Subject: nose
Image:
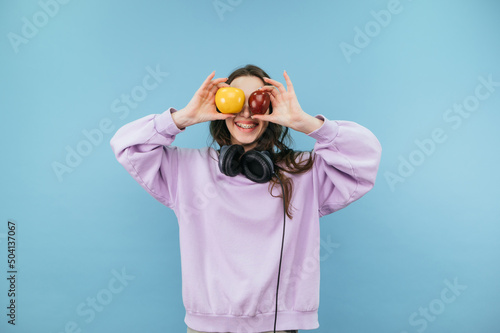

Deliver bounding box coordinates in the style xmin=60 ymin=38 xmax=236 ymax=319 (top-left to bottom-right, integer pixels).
xmin=238 ymin=103 xmax=252 ymax=118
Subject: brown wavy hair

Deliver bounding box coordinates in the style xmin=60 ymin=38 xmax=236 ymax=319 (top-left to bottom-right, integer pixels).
xmin=209 ymin=64 xmax=315 ymax=219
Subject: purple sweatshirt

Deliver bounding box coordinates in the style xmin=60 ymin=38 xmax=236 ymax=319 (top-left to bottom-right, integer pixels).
xmin=110 ymin=108 xmax=382 ymax=332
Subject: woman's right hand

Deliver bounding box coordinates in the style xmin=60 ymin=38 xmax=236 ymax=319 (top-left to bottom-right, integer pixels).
xmin=172 ymin=71 xmax=235 ymax=129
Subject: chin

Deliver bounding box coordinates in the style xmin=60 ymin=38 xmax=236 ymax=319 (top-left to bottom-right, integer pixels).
xmin=226 ymin=119 xmax=267 ymax=148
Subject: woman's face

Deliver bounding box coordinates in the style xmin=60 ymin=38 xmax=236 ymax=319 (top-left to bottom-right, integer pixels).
xmin=225 ymin=75 xmax=270 ymax=151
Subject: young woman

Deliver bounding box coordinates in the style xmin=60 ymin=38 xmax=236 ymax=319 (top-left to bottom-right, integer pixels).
xmin=110 ymin=65 xmax=382 ymax=333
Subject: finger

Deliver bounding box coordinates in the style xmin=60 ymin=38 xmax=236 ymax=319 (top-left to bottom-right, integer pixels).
xmin=251 ymin=114 xmax=274 ymax=123
xmin=216 ymin=82 xmax=230 ymax=89
xmin=268 ymin=91 xmax=279 ymax=107
xmin=263 ymin=77 xmax=287 ymax=94
xmin=213 ymin=77 xmax=228 ymax=83
xmin=201 ymin=71 xmax=216 ymax=90
xmin=209 ymin=78 xmax=228 ymax=95
xmin=283 ymin=70 xmax=295 ymax=94
xmin=260 ymin=86 xmax=282 ymax=106
xmin=258 ymin=85 xmax=278 ymax=93
xmin=209 ymin=77 xmax=228 ymax=87
xmin=203 ymin=76 xmax=226 ymax=95
xmin=258 ymin=85 xmax=280 ymax=100
xmin=209 ymin=83 xmax=219 ymax=96
xmin=213 ymin=113 xmax=236 ymax=121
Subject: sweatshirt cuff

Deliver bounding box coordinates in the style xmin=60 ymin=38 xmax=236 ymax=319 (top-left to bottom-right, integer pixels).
xmin=154 ymin=107 xmax=185 ymax=136
xmin=307 ymin=115 xmax=340 ymax=143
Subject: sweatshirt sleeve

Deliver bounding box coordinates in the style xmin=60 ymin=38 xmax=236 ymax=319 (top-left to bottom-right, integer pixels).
xmin=109 ymin=107 xmax=184 ymax=208
xmin=308 ymin=115 xmax=382 ymax=217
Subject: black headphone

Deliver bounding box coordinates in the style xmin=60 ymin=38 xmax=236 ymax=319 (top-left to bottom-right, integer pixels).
xmin=218 ymin=145 xmax=274 ymax=183
xmin=218 ymin=144 xmax=286 ymax=333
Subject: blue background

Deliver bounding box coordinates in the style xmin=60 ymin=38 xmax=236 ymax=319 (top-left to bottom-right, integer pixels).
xmin=1 ymin=0 xmax=499 ymax=332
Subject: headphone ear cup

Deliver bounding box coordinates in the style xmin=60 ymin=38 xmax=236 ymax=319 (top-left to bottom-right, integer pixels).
xmin=219 ymin=145 xmax=244 ymax=177
xmin=241 ymin=150 xmax=274 ymax=183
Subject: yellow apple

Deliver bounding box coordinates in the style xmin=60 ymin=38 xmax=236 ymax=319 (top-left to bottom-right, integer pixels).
xmin=215 ymin=87 xmax=245 ymax=114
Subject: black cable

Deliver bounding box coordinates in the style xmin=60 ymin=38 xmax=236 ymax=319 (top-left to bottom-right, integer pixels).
xmin=273 ymin=171 xmax=286 ymax=333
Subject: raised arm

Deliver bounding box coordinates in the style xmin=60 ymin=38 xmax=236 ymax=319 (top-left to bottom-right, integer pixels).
xmin=110 ymin=72 xmax=233 ymax=207
xmin=253 ymin=70 xmax=382 ymax=216
xmin=110 ymin=109 xmax=183 ymax=208
xmin=308 ymin=117 xmax=382 ymax=216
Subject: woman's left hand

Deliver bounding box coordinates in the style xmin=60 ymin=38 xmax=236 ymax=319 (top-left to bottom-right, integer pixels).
xmin=252 ymin=71 xmax=323 ymax=134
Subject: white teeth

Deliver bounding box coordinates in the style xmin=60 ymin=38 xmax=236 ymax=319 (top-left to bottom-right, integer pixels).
xmin=236 ymin=123 xmax=257 ymax=129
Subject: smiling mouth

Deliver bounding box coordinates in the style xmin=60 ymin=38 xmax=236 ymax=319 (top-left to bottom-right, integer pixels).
xmin=235 ymin=122 xmax=257 ymax=129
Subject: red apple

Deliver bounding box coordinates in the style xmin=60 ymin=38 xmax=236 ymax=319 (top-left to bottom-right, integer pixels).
xmin=248 ymin=90 xmax=271 ymax=115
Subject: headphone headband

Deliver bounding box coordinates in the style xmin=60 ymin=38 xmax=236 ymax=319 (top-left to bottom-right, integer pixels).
xmin=218 ymin=145 xmax=274 ymax=183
